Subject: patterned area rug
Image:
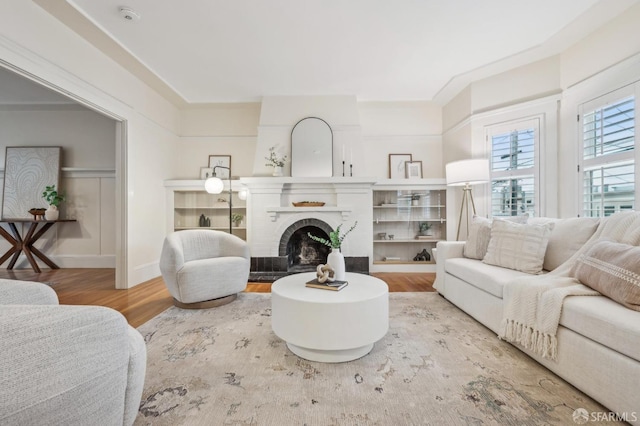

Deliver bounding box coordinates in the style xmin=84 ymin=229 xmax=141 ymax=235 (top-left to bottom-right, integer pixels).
xmin=135 ymin=293 xmax=614 ymax=425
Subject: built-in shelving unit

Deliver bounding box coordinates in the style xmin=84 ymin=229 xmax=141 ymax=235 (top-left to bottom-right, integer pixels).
xmin=165 ymin=180 xmax=247 ymax=240
xmin=372 ymin=180 xmax=447 ymax=271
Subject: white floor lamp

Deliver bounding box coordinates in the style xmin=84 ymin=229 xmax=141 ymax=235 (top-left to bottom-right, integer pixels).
xmin=446 ymin=159 xmax=490 ymax=241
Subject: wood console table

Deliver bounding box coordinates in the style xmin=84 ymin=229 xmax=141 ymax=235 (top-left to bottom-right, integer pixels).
xmin=0 ymin=219 xmax=77 ymax=273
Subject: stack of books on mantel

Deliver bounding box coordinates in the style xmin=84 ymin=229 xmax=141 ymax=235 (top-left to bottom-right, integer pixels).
xmin=305 ymin=278 xmax=349 ymax=291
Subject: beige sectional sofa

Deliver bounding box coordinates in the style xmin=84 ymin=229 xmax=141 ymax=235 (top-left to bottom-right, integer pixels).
xmin=435 ymin=214 xmax=640 ymax=423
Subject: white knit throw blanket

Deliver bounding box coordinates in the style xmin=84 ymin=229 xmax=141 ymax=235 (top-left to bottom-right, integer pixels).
xmin=499 ymin=211 xmax=640 ymax=361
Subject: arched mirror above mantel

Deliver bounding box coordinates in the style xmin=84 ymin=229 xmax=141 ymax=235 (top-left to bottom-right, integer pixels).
xmin=291 ymin=117 xmax=333 ymax=177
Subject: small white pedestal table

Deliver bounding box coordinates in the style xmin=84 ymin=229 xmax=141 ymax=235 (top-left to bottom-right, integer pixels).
xmin=271 ymin=272 xmax=389 ymax=363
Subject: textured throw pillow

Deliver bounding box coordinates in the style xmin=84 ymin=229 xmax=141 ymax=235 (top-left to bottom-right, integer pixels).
xmin=463 ymin=214 xmax=529 ymax=260
xmin=543 ymin=217 xmax=599 ymax=271
xmin=463 ymin=216 xmax=492 ymax=259
xmin=482 ymin=219 xmax=554 ymax=274
xmin=570 ymin=240 xmax=640 ymax=311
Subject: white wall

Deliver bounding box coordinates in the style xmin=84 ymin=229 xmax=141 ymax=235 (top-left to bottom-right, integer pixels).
xmin=0 ymin=0 xmax=182 ymax=287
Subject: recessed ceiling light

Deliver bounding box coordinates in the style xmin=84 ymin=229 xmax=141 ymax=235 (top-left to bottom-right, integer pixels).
xmin=119 ymin=7 xmax=141 ymax=22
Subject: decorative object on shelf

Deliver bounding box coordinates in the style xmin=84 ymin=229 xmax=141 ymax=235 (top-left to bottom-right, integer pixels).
xmin=388 ymin=234 xmax=394 ymax=240
xmin=308 ymin=221 xmax=357 ymax=281
xmin=205 ymin=165 xmax=233 ymax=234
xmin=405 ymin=161 xmax=423 ymax=179
xmin=231 ymin=213 xmax=243 ymax=227
xmin=42 ymin=184 xmax=65 ymax=221
xmin=446 ymin=158 xmax=490 ymax=240
xmin=315 ymin=263 xmax=335 ymax=283
xmin=200 ymin=167 xmax=214 ymax=180
xmin=388 ymin=154 xmax=412 ymax=179
xmin=292 ymin=201 xmax=325 ymax=207
xmin=418 ymin=222 xmax=432 ymax=236
xmin=265 ymin=146 xmax=287 ymax=177
xmin=377 ymin=232 xmax=387 ymax=240
xmin=198 ymin=215 xmax=211 ymax=227
xmin=411 ymin=194 xmax=420 ymax=206
xmin=413 ymin=249 xmax=431 ymax=262
xmin=208 ymin=155 xmax=231 ymax=179
xmin=28 ymin=208 xmax=46 ymax=220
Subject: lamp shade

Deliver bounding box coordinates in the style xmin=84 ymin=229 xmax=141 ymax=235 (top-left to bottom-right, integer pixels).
xmin=238 ymin=189 xmax=248 ymax=200
xmin=204 ymin=177 xmax=224 ymax=194
xmin=446 ymin=159 xmax=490 ymax=186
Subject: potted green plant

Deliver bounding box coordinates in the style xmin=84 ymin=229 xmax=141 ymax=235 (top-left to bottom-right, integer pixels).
xmin=231 ymin=213 xmax=244 ymax=227
xmin=264 ymin=146 xmax=287 ymax=177
xmin=308 ymin=222 xmax=357 ymax=281
xmin=42 ymin=184 xmax=65 ymax=220
xmin=418 ymin=221 xmax=432 ymax=236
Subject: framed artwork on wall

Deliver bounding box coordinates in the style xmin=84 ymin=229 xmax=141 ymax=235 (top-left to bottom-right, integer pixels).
xmin=405 ymin=161 xmax=423 ymax=179
xmin=2 ymin=146 xmax=61 ymax=219
xmin=208 ymin=155 xmax=231 ymax=179
xmin=200 ymin=167 xmax=214 ymax=180
xmin=388 ymin=154 xmax=412 ymax=178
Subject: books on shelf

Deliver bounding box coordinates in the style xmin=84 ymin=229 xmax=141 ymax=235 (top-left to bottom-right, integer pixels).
xmin=305 ymin=278 xmax=348 ymax=291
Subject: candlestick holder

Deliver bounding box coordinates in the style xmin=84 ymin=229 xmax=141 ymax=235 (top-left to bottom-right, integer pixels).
xmin=350 ymin=164 xmax=353 ymax=177
xmin=342 ymin=161 xmax=345 ymax=177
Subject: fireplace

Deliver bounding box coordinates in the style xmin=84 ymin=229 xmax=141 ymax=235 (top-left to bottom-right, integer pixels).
xmin=241 ymin=177 xmax=375 ymax=281
xmin=279 ymin=219 xmax=333 ymax=273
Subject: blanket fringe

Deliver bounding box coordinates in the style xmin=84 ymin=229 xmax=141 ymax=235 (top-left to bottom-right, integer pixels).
xmin=502 ymin=319 xmax=558 ymax=360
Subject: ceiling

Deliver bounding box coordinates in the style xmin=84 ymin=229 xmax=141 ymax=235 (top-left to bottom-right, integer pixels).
xmin=25 ymin=0 xmax=640 ymax=104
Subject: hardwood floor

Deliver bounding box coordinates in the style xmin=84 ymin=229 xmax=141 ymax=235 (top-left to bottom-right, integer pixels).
xmin=0 ymin=268 xmax=435 ymax=328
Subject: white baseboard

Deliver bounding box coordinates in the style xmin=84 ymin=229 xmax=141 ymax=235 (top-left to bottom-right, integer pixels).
xmin=130 ymin=260 xmax=161 ymax=288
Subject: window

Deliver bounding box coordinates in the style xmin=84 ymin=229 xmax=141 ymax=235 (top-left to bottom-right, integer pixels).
xmin=580 ymin=90 xmax=636 ymax=217
xmin=487 ymin=119 xmax=540 ymax=217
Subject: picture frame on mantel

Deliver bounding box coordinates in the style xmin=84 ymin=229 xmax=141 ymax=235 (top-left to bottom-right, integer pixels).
xmin=200 ymin=167 xmax=214 ymax=180
xmin=208 ymin=155 xmax=231 ymax=179
xmin=405 ymin=161 xmax=423 ymax=179
xmin=388 ymin=154 xmax=412 ymax=179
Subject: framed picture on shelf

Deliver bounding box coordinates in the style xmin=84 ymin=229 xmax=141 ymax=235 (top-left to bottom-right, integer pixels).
xmin=405 ymin=161 xmax=423 ymax=179
xmin=200 ymin=167 xmax=214 ymax=180
xmin=208 ymin=155 xmax=231 ymax=178
xmin=388 ymin=154 xmax=412 ymax=178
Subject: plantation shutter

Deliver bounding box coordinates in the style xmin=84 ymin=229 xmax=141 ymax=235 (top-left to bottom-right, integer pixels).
xmin=581 ymin=94 xmax=635 ymax=217
xmin=488 ymin=119 xmax=539 ymax=217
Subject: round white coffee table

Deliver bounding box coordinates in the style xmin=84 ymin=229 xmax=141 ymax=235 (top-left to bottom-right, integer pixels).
xmin=271 ymin=272 xmax=389 ymax=363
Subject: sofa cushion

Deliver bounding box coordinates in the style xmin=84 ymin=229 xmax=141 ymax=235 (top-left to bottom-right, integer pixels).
xmin=464 ymin=214 xmax=529 ymax=260
xmin=570 ymin=240 xmax=640 ymax=311
xmin=560 ymin=295 xmax=640 ymax=363
xmin=445 ymin=257 xmax=532 ymax=298
xmin=483 ymin=220 xmax=554 ymax=274
xmin=536 ymin=217 xmax=599 ymax=271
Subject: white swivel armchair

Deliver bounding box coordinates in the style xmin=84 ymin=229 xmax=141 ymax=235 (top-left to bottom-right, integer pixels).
xmin=0 ymin=279 xmax=146 ymax=426
xmin=160 ymin=229 xmax=250 ymax=309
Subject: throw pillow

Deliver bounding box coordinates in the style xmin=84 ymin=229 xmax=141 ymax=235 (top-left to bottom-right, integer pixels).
xmin=542 ymin=217 xmax=599 ymax=271
xmin=463 ymin=216 xmax=491 ymax=260
xmin=463 ymin=214 xmax=529 ymax=260
xmin=570 ymin=240 xmax=640 ymax=311
xmin=482 ymin=219 xmax=554 ymax=274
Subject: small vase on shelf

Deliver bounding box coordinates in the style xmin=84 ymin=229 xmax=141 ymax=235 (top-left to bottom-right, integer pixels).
xmin=272 ymin=166 xmax=283 ymax=177
xmin=327 ymin=248 xmax=346 ymax=281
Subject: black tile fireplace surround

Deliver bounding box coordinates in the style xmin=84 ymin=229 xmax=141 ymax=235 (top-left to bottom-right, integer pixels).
xmin=249 ymin=256 xmax=369 ymax=282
